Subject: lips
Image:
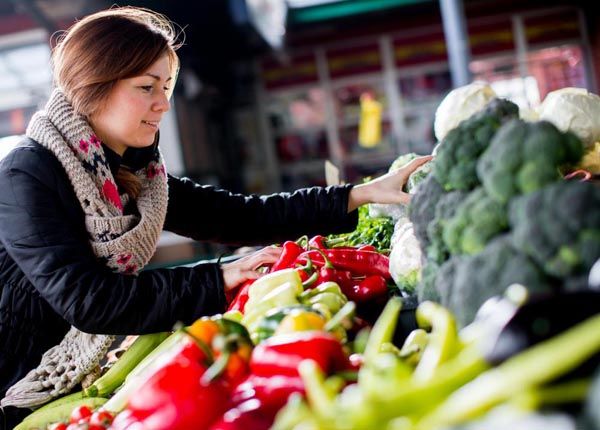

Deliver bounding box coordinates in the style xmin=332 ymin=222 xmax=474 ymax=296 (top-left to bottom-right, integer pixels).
xmin=142 ymin=120 xmax=159 ymax=129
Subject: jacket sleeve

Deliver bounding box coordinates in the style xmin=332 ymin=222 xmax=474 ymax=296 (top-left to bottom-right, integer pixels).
xmin=0 ymin=149 xmax=226 ymax=336
xmin=164 ymin=174 xmax=359 ymax=245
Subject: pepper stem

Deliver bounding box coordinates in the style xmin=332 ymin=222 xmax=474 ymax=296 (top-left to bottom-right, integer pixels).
xmin=201 ymin=350 xmax=231 ymax=385
xmin=302 ymin=271 xmax=319 ymax=288
xmin=312 ymin=248 xmax=334 ymax=269
xmin=295 ymin=235 xmax=309 ymax=248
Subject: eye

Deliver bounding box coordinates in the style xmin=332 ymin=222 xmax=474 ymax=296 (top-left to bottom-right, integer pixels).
xmin=140 ymin=85 xmax=153 ymax=93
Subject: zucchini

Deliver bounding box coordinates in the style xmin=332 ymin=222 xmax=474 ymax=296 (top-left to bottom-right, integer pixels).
xmin=33 ymin=390 xmax=85 ymax=413
xmin=15 ymin=397 xmax=107 ymax=430
xmin=103 ymin=329 xmax=187 ymax=413
xmin=84 ymin=332 xmax=169 ymax=398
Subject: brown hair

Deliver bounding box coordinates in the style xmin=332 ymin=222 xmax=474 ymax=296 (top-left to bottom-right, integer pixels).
xmin=52 ymin=7 xmax=181 ymax=199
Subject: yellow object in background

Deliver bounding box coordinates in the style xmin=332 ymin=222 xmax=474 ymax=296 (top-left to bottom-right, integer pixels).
xmin=358 ymin=93 xmax=382 ymax=148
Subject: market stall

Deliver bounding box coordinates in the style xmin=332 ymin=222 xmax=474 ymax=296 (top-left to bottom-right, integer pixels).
xmin=11 ymin=84 xmax=600 ymax=430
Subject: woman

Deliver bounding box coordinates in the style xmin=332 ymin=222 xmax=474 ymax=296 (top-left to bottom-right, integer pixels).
xmin=0 ymin=6 xmax=429 ymax=427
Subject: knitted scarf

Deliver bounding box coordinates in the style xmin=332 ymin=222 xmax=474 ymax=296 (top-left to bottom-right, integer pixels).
xmin=1 ymin=89 xmax=168 ymax=409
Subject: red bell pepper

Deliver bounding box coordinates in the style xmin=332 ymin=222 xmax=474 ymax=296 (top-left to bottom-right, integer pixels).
xmin=209 ymin=399 xmax=273 ymax=430
xmin=231 ymin=374 xmax=305 ymax=415
xmin=249 ymin=331 xmax=350 ymax=377
xmin=269 ymin=241 xmax=305 ymax=272
xmin=111 ymin=355 xmax=229 ymax=430
xmin=296 ymin=249 xmax=391 ymax=279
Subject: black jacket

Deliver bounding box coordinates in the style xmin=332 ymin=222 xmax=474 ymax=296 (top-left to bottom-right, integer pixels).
xmin=0 ymin=138 xmax=357 ymax=423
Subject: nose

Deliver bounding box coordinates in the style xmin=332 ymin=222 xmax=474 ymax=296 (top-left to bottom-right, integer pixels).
xmin=153 ymin=92 xmax=171 ymax=113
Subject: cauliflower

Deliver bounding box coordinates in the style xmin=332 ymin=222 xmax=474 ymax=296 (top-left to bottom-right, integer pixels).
xmin=537 ymin=87 xmax=600 ymax=149
xmin=434 ymin=82 xmax=497 ymax=141
xmin=389 ymin=221 xmax=423 ymax=294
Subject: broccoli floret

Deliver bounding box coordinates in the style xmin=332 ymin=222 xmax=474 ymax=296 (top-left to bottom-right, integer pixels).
xmin=477 ymin=120 xmax=584 ymax=204
xmin=442 ymin=188 xmax=508 ymax=256
xmin=416 ymin=261 xmax=441 ymax=303
xmin=509 ymin=181 xmax=600 ymax=279
xmin=426 ymin=190 xmax=469 ymax=263
xmin=434 ymin=99 xmax=519 ymax=192
xmin=408 ymin=174 xmax=445 ymax=251
xmin=448 ymin=235 xmax=549 ymax=327
xmin=434 ymin=256 xmax=464 ymax=309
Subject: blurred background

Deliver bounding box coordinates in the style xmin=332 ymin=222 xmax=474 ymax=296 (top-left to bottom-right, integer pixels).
xmin=0 ymin=0 xmax=598 ymax=264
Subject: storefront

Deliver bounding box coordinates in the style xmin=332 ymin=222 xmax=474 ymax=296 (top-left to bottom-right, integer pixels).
xmin=248 ymin=4 xmax=594 ymax=191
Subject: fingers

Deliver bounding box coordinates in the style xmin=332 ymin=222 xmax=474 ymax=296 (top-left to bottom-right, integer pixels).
xmin=401 ymin=155 xmax=433 ymax=176
xmin=243 ymin=246 xmax=282 ymax=270
xmin=222 ymin=246 xmax=283 ymax=292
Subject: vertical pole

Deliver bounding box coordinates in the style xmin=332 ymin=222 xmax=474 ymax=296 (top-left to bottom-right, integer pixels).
xmin=254 ymin=60 xmax=282 ymax=192
xmin=315 ymin=47 xmax=344 ymax=179
xmin=439 ymin=0 xmax=472 ymax=87
xmin=380 ymin=35 xmax=408 ymax=155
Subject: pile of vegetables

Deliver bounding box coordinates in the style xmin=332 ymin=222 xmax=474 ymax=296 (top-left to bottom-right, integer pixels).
xmin=13 ymin=84 xmax=600 ymax=430
xmin=272 ymin=291 xmax=600 ymax=430
xmin=406 ymin=90 xmax=599 ymax=328
xmin=19 ymin=237 xmax=394 ymax=430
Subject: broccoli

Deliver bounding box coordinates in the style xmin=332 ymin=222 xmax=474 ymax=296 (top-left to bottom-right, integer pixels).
xmin=442 ymin=188 xmax=508 ymax=256
xmin=509 ymin=181 xmax=600 ymax=279
xmin=426 ymin=190 xmax=469 ymax=263
xmin=448 ymin=235 xmax=549 ymax=327
xmin=408 ymin=174 xmax=445 ymax=252
xmin=433 ymin=256 xmax=464 ymax=310
xmin=416 ymin=261 xmax=441 ymax=303
xmin=477 ymin=120 xmax=584 ymax=204
xmin=434 ymin=98 xmax=519 ymax=192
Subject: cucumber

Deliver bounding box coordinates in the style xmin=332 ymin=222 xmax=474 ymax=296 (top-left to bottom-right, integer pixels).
xmin=15 ymin=397 xmax=107 ymax=430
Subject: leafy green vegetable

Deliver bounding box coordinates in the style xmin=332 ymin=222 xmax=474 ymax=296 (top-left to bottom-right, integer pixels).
xmin=328 ymin=205 xmax=394 ymax=252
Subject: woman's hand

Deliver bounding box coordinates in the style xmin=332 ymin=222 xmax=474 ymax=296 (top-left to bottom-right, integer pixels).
xmin=221 ymin=246 xmax=282 ymax=292
xmin=348 ymin=155 xmax=432 ymax=212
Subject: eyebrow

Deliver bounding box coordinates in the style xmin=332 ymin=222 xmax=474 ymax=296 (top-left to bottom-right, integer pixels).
xmin=145 ymin=73 xmax=172 ymax=82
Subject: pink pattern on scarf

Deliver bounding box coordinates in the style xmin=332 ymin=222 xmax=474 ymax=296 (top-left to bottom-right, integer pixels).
xmin=102 ymin=179 xmax=123 ymax=212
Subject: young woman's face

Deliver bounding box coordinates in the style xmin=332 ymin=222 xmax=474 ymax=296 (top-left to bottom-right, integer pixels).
xmin=90 ymin=54 xmax=172 ymax=155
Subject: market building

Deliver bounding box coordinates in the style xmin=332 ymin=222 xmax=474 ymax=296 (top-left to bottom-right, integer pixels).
xmin=1 ymin=0 xmax=599 ymax=193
